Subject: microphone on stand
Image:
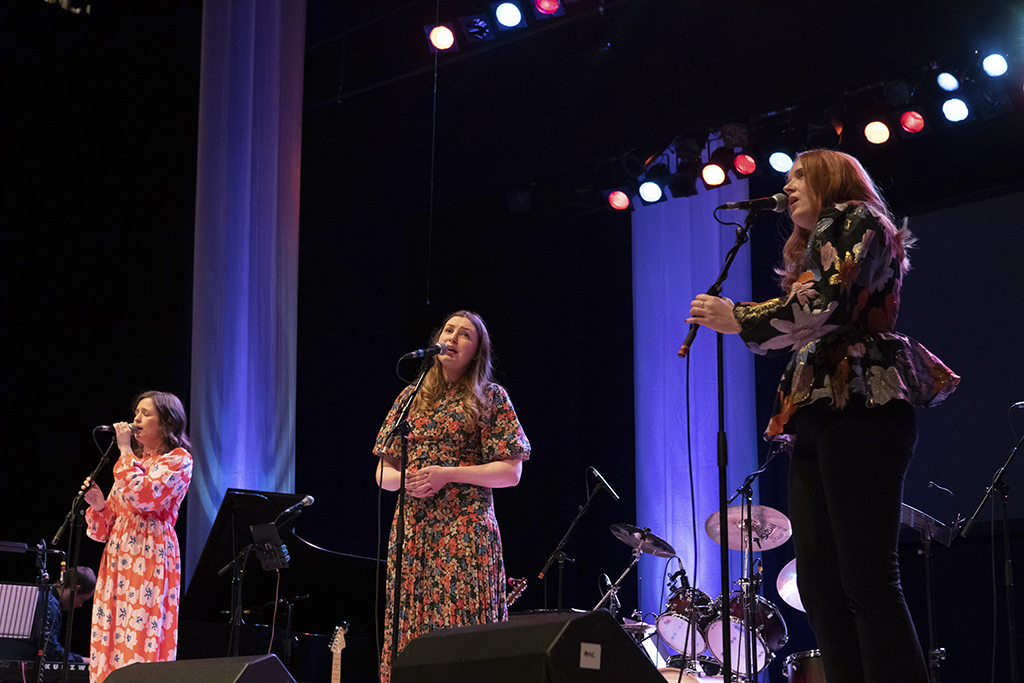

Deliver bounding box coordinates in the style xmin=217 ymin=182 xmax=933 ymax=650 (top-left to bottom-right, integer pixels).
xmin=588 ymin=467 xmax=620 ymax=501
xmin=94 ymin=424 xmax=141 ymax=434
xmin=716 ymin=193 xmax=788 ymax=212
xmin=401 ymin=343 xmax=448 ymax=359
xmin=277 ymin=495 xmax=315 ymax=520
xmin=601 ymin=573 xmax=620 ymax=617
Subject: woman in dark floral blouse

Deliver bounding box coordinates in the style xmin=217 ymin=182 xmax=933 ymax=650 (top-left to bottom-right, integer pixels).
xmin=687 ymin=150 xmax=958 ymax=683
xmin=373 ymin=310 xmax=530 ymax=683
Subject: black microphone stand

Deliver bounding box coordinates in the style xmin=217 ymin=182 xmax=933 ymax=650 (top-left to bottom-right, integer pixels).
xmin=51 ymin=433 xmax=120 ymax=683
xmin=960 ymin=430 xmax=1021 ymax=683
xmin=383 ymin=363 xmax=431 ymax=677
xmin=677 ymin=209 xmax=756 ymax=683
xmin=537 ymin=478 xmax=602 ymax=610
xmin=216 ymin=491 xmax=270 ymax=656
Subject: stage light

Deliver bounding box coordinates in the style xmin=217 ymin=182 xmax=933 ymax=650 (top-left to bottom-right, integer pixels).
xmin=494 ymin=2 xmax=526 ymax=29
xmin=532 ymin=0 xmax=565 ymax=18
xmin=899 ymin=110 xmax=926 ymax=133
xmin=769 ymin=152 xmax=794 ymax=173
xmin=604 ymin=189 xmax=633 ymax=211
xmin=864 ymin=120 xmax=891 ymax=144
xmin=982 ymin=54 xmax=1008 ymax=77
xmin=733 ymin=153 xmax=757 ymax=175
xmin=638 ymin=163 xmax=670 ymax=205
xmin=937 ymin=72 xmax=959 ymax=92
xmin=638 ymin=181 xmax=663 ymax=203
xmin=942 ymin=97 xmax=969 ymax=122
xmin=701 ymin=163 xmax=727 ymax=187
xmin=427 ymin=25 xmax=457 ymax=51
xmin=667 ymin=160 xmax=700 ymax=199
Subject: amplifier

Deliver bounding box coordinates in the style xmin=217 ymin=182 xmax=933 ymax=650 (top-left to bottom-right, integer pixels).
xmin=0 ymin=660 xmax=89 ymax=683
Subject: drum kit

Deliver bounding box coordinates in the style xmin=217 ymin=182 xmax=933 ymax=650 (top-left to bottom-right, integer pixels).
xmin=606 ymin=503 xmax=809 ymax=682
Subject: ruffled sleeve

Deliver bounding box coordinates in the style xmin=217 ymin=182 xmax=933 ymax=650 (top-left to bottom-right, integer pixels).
xmin=85 ymin=497 xmax=117 ymax=543
xmin=480 ymin=384 xmax=530 ymax=463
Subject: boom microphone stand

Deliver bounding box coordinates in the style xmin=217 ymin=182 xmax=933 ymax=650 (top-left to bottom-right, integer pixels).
xmin=960 ymin=429 xmax=1022 ymax=683
xmin=677 ymin=209 xmax=756 ymax=683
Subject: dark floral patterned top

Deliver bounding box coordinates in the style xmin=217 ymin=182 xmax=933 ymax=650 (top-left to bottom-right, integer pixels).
xmin=734 ymin=202 xmax=959 ymax=439
xmin=373 ymin=382 xmax=530 ymax=683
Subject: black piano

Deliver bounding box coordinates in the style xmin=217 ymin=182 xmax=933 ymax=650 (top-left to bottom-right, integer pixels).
xmin=179 ymin=489 xmax=384 ymax=683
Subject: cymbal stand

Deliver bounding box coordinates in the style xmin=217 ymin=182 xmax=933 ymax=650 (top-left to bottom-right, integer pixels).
xmin=593 ymin=546 xmax=642 ymax=612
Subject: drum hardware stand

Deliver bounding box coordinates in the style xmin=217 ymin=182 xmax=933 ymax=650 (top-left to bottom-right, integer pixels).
xmin=593 ymin=546 xmax=643 ymax=613
xmin=959 ymin=428 xmax=1022 ymax=683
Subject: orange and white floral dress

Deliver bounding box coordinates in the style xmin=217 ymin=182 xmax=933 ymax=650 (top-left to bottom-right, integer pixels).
xmin=85 ymin=448 xmax=192 ymax=683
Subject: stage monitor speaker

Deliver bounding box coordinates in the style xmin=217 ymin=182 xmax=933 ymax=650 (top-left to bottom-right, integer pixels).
xmin=392 ymin=610 xmax=665 ymax=683
xmin=103 ymin=654 xmax=296 ymax=683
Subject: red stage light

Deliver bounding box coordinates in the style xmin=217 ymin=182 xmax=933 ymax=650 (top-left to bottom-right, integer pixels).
xmin=534 ymin=0 xmax=560 ymax=14
xmin=428 ymin=26 xmax=455 ymax=51
xmin=607 ymin=190 xmax=631 ymax=211
xmin=733 ymin=154 xmax=757 ymax=175
xmin=900 ymin=110 xmax=926 ymax=133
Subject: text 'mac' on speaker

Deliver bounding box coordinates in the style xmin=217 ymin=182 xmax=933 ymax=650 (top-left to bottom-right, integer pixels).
xmin=103 ymin=654 xmax=296 ymax=683
xmin=393 ymin=610 xmax=665 ymax=683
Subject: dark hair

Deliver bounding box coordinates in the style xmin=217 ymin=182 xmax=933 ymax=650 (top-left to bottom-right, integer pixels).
xmin=132 ymin=390 xmax=191 ymax=454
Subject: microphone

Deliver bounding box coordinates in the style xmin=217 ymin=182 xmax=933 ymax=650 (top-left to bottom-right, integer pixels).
xmin=589 ymin=467 xmax=620 ymax=501
xmin=717 ymin=193 xmax=788 ymax=212
xmin=95 ymin=424 xmax=140 ymax=434
xmin=601 ymin=573 xmax=620 ymax=615
xmin=278 ymin=495 xmax=314 ymax=519
xmin=401 ymin=342 xmax=449 ymax=359
xmin=676 ymin=558 xmax=689 ymax=590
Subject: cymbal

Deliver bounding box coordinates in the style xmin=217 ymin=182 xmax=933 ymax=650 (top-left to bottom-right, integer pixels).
xmin=610 ymin=523 xmax=676 ymax=558
xmin=704 ymin=505 xmax=792 ymax=551
xmin=776 ymin=557 xmax=805 ymax=612
xmin=621 ymin=619 xmax=656 ymax=637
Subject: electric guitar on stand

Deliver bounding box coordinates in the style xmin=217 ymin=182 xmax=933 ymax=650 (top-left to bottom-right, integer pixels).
xmin=506 ymin=577 xmax=527 ymax=608
xmin=329 ymin=623 xmax=348 ymax=683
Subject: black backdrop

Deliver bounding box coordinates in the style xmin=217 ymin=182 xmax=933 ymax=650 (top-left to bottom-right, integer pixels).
xmin=2 ymin=1 xmax=1023 ymax=680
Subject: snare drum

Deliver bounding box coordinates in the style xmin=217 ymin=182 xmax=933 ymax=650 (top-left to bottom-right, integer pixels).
xmin=704 ymin=593 xmax=788 ymax=673
xmin=656 ymin=588 xmax=713 ymax=654
xmin=783 ymin=649 xmax=826 ymax=683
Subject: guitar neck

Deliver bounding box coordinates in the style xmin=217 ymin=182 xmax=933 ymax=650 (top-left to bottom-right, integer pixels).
xmin=332 ymin=651 xmax=342 ymax=683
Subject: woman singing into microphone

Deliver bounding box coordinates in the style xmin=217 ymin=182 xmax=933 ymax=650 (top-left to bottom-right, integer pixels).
xmin=373 ymin=310 xmax=530 ymax=683
xmin=82 ymin=391 xmax=192 ymax=683
xmin=687 ymin=150 xmax=958 ymax=683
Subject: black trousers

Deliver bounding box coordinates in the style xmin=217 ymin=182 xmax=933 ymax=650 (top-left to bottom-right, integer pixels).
xmin=788 ymin=397 xmax=929 ymax=683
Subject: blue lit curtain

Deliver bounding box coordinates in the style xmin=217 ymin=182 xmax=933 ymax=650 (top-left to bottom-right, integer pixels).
xmin=632 ymin=182 xmax=761 ymax=638
xmin=186 ymin=0 xmax=306 ymax=587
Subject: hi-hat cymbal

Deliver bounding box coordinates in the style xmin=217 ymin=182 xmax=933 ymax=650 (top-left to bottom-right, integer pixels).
xmin=704 ymin=505 xmax=792 ymax=551
xmin=610 ymin=523 xmax=676 ymax=558
xmin=776 ymin=557 xmax=805 ymax=612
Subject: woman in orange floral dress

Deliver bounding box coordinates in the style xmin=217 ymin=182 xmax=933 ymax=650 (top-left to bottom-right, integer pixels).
xmin=82 ymin=391 xmax=192 ymax=683
xmin=687 ymin=150 xmax=959 ymax=683
xmin=374 ymin=311 xmax=530 ymax=683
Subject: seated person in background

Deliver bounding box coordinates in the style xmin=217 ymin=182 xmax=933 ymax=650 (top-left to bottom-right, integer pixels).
xmin=44 ymin=566 xmax=96 ymax=663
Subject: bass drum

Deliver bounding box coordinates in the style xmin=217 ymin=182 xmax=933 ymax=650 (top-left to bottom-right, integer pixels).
xmin=655 ymin=589 xmax=713 ymax=655
xmin=704 ymin=593 xmax=788 ymax=673
xmin=784 ymin=649 xmax=827 ymax=683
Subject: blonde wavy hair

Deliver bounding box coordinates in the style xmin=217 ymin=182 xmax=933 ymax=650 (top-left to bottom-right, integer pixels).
xmin=410 ymin=310 xmax=493 ymax=430
xmin=777 ymin=149 xmax=913 ymax=292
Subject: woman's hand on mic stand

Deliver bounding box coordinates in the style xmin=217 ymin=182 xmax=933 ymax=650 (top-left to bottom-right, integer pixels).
xmin=686 ymin=294 xmax=741 ymax=334
xmin=81 ymin=478 xmax=106 ymax=511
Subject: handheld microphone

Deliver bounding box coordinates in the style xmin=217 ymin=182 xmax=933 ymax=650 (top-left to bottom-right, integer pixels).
xmin=589 ymin=467 xmax=620 ymax=501
xmin=717 ymin=193 xmax=788 ymax=212
xmin=401 ymin=342 xmax=449 ymax=359
xmin=95 ymin=424 xmax=141 ymax=434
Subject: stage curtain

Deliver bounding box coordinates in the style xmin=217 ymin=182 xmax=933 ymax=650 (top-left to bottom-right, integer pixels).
xmin=186 ymin=0 xmax=306 ymax=587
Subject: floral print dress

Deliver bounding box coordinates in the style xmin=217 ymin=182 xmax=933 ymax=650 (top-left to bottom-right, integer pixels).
xmin=85 ymin=448 xmax=192 ymax=683
xmin=734 ymin=202 xmax=959 ymax=438
xmin=373 ymin=382 xmax=530 ymax=683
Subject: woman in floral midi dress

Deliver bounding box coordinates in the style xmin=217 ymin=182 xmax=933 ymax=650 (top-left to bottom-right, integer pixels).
xmin=82 ymin=391 xmax=192 ymax=683
xmin=687 ymin=150 xmax=958 ymax=683
xmin=374 ymin=311 xmax=530 ymax=683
